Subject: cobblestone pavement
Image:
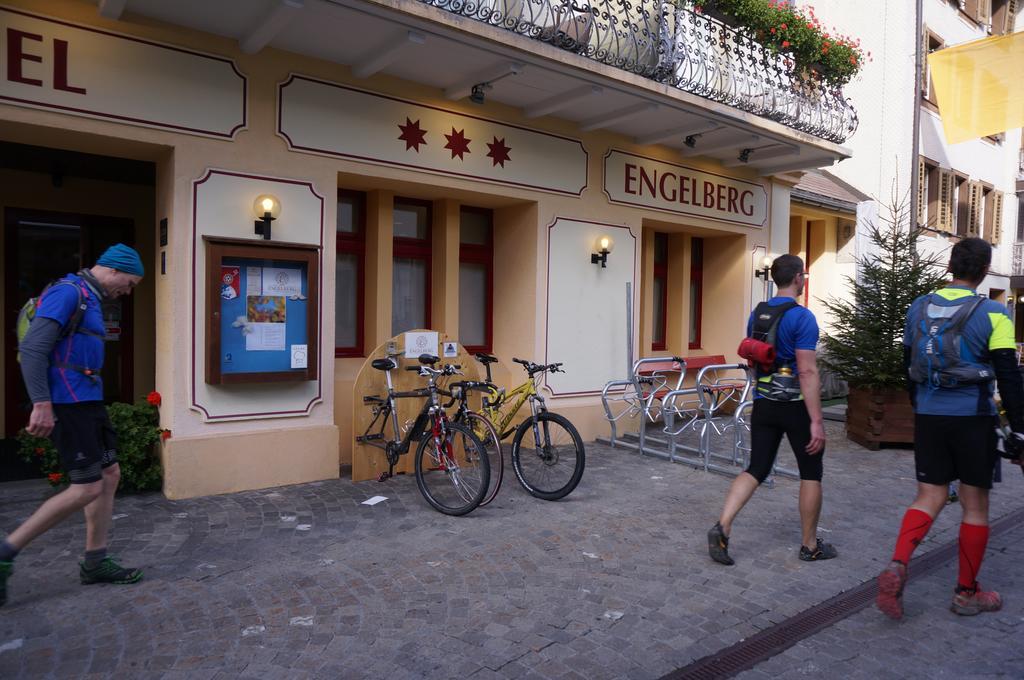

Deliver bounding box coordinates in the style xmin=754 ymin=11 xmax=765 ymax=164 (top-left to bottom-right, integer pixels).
xmin=1 ymin=420 xmax=1023 ymax=679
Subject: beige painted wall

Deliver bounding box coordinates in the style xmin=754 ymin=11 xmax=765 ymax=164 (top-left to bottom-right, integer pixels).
xmin=0 ymin=0 xmax=794 ymax=496
xmin=789 ymin=203 xmax=855 ymax=335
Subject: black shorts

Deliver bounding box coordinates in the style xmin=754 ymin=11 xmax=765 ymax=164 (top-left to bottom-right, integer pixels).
xmin=914 ymin=414 xmax=998 ymax=489
xmin=746 ymin=399 xmax=823 ymax=484
xmin=52 ymin=402 xmax=118 ymax=484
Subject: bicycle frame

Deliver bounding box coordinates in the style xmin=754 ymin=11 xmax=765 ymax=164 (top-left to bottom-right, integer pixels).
xmin=481 ymin=376 xmax=545 ymax=440
xmin=358 ymin=363 xmax=454 ymax=478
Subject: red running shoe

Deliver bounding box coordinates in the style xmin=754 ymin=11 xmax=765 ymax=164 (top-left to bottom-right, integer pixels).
xmin=951 ymin=583 xmax=1002 ymax=616
xmin=876 ymin=560 xmax=908 ymax=620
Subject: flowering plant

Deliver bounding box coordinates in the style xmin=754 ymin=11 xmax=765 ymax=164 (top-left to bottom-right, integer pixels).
xmin=683 ymin=0 xmax=869 ymax=87
xmin=17 ymin=394 xmax=167 ymax=493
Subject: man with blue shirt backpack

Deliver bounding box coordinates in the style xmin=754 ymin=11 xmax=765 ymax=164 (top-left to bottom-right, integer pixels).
xmin=0 ymin=244 xmax=145 ymax=607
xmin=708 ymin=254 xmax=836 ymax=565
xmin=877 ymin=237 xmax=1024 ymax=619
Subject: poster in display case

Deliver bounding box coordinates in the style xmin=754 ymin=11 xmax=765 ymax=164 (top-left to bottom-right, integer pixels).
xmin=204 ymin=236 xmax=319 ymax=384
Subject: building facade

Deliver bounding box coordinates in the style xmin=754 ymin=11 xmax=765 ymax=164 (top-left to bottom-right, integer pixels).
xmin=0 ymin=0 xmax=859 ymax=497
xmin=916 ymin=0 xmax=1021 ymax=307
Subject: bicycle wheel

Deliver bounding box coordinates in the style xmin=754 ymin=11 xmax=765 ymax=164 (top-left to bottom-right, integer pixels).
xmin=462 ymin=411 xmax=503 ymax=506
xmin=511 ymin=411 xmax=585 ymax=501
xmin=414 ymin=421 xmax=490 ymax=516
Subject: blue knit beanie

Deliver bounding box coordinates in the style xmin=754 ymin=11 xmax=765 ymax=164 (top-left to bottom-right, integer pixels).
xmin=96 ymin=243 xmax=144 ymax=277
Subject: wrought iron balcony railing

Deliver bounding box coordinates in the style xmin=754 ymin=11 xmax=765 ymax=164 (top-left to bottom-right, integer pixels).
xmin=417 ymin=0 xmax=859 ymax=143
xmin=1014 ymin=242 xmax=1024 ymax=277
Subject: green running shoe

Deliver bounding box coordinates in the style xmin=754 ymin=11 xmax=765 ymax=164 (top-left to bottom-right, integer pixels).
xmin=0 ymin=561 xmax=12 ymax=607
xmin=80 ymin=556 xmax=143 ymax=585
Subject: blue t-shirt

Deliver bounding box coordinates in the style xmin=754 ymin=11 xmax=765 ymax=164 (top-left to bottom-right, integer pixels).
xmin=904 ymin=286 xmax=1015 ymax=416
xmin=34 ymin=274 xmax=105 ymax=404
xmin=747 ymin=297 xmax=819 ymax=399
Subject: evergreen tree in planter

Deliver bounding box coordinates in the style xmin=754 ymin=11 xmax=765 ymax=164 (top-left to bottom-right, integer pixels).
xmin=820 ymin=197 xmax=947 ymax=449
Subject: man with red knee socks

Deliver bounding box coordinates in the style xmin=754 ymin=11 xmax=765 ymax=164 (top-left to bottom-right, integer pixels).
xmin=877 ymin=238 xmax=1024 ymax=619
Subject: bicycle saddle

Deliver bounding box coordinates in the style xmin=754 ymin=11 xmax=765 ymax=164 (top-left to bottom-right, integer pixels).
xmin=371 ymin=357 xmax=397 ymax=371
xmin=418 ymin=354 xmax=439 ymax=365
xmin=475 ymin=353 xmax=498 ymax=365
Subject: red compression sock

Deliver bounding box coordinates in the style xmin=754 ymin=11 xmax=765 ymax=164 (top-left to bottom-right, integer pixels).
xmin=957 ymin=523 xmax=990 ymax=590
xmin=891 ymin=508 xmax=933 ymax=564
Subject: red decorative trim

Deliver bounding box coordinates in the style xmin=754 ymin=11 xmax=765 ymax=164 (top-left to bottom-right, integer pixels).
xmin=459 ymin=206 xmax=494 ymax=354
xmin=544 ymin=217 xmax=638 ymax=397
xmin=652 ymin=232 xmax=668 ymax=352
xmin=393 ymin=197 xmax=433 ymax=334
xmin=335 ymin=189 xmax=365 ymax=358
xmin=277 ymin=74 xmax=588 ymax=197
xmin=688 ymin=237 xmax=704 ymax=350
xmin=0 ymin=6 xmax=247 ymax=139
xmin=601 ymin=149 xmax=769 ymax=228
xmin=191 ymin=169 xmax=324 ymax=420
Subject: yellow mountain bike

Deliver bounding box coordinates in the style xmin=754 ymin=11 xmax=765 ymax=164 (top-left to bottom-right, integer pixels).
xmin=445 ymin=354 xmax=585 ymax=503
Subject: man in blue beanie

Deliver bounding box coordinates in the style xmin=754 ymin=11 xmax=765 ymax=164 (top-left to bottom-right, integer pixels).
xmin=0 ymin=243 xmax=145 ymax=607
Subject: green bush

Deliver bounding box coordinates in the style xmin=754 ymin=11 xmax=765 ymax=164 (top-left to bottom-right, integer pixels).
xmin=17 ymin=394 xmax=165 ymax=493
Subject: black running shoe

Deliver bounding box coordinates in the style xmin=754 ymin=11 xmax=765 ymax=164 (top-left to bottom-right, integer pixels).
xmin=80 ymin=556 xmax=143 ymax=585
xmin=799 ymin=538 xmax=838 ymax=561
xmin=0 ymin=560 xmax=11 ymax=607
xmin=707 ymin=522 xmax=735 ymax=565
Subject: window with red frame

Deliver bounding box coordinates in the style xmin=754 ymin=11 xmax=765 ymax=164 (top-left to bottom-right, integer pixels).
xmin=392 ymin=197 xmax=432 ymax=336
xmin=336 ymin=190 xmax=365 ymax=357
xmin=459 ymin=207 xmax=493 ymax=353
xmin=689 ymin=238 xmax=704 ymax=349
xmin=652 ymin=232 xmax=668 ymax=351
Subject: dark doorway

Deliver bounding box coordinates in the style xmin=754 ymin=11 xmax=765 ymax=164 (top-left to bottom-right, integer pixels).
xmin=3 ymin=209 xmax=136 ymax=478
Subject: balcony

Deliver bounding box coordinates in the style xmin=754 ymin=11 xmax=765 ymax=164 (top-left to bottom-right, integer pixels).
xmin=1014 ymin=242 xmax=1024 ymax=277
xmin=90 ymin=0 xmax=853 ymax=171
xmin=417 ymin=0 xmax=859 ymax=143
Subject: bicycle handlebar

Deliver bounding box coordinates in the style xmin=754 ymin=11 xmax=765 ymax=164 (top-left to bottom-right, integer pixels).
xmin=512 ymin=358 xmax=564 ymax=375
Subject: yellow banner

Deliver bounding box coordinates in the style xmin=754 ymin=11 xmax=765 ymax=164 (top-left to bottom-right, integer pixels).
xmin=928 ymin=31 xmax=1024 ymax=145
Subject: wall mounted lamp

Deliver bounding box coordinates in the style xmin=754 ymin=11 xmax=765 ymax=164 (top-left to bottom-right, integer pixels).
xmin=253 ymin=194 xmax=281 ymax=240
xmin=753 ymin=255 xmax=772 ymax=281
xmin=591 ymin=235 xmax=614 ymax=268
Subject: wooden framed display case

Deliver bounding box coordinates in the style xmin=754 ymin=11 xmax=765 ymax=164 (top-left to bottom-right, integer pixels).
xmin=204 ymin=236 xmax=319 ymax=384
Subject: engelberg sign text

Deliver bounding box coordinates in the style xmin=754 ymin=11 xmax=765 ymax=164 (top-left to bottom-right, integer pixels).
xmin=603 ymin=150 xmax=768 ymax=227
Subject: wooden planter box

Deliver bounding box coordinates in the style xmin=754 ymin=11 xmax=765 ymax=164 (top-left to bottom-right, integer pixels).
xmin=846 ymin=386 xmax=914 ymax=450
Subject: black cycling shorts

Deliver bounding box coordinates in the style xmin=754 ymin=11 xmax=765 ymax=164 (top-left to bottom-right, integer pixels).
xmin=52 ymin=402 xmax=119 ymax=484
xmin=914 ymin=414 xmax=997 ymax=489
xmin=746 ymin=398 xmax=824 ymax=484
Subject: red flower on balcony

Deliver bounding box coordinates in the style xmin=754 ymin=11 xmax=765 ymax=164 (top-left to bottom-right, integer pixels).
xmin=782 ymin=40 xmax=790 ymax=48
xmin=48 ymin=472 xmax=63 ymax=484
xmin=161 ymin=430 xmax=172 ymax=441
xmin=147 ymin=391 xmax=162 ymax=407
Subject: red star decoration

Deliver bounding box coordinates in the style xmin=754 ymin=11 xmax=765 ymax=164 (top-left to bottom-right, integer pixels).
xmin=486 ymin=136 xmax=512 ymax=168
xmin=397 ymin=118 xmax=427 ymax=152
xmin=444 ymin=127 xmax=472 ymax=160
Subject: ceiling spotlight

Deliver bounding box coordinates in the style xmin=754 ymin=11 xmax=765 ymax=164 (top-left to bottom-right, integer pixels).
xmin=470 ymin=83 xmax=487 ymax=105
xmin=684 ymin=134 xmax=698 ymax=148
xmin=738 ymin=148 xmax=752 ymax=163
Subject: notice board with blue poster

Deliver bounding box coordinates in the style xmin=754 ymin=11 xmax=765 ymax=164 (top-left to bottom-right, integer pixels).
xmin=204 ymin=237 xmax=319 ymax=384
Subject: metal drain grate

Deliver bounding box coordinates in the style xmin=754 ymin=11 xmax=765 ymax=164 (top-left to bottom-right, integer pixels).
xmin=662 ymin=505 xmax=1024 ymax=680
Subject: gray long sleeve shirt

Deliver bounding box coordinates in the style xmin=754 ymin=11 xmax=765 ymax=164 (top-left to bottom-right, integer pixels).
xmin=19 ymin=317 xmax=61 ymax=404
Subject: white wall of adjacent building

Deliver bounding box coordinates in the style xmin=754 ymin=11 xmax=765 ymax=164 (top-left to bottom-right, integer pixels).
xmin=797 ymin=0 xmax=1021 ymax=301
